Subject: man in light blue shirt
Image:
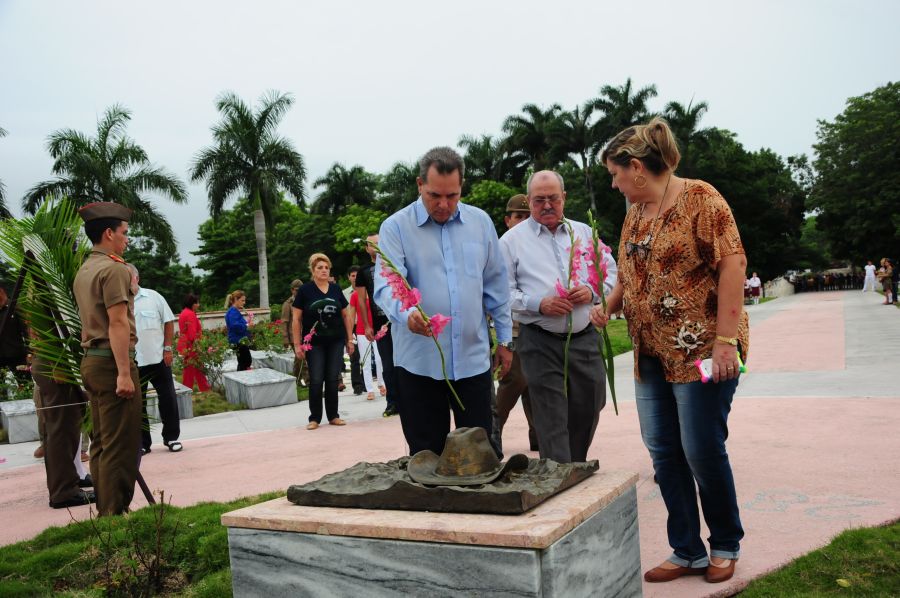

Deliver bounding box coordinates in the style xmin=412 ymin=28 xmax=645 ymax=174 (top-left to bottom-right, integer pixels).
xmin=500 ymin=170 xmax=618 ymax=463
xmin=374 ymin=146 xmax=513 ymax=456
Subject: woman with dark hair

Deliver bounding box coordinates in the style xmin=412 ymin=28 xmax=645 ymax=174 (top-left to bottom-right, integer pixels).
xmin=177 ymin=293 xmax=210 ymax=391
xmin=224 ymin=290 xmax=252 ymax=371
xmin=292 ymin=253 xmax=354 ymax=429
xmin=590 ymin=117 xmax=749 ymax=584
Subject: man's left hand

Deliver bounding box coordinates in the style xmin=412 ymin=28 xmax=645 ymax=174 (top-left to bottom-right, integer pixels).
xmin=494 ymin=345 xmax=513 ymax=379
xmin=163 ymin=350 xmax=173 ymax=367
xmin=568 ymin=284 xmax=593 ymax=305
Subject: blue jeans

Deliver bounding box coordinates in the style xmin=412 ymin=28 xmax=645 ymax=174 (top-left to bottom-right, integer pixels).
xmin=306 ymin=338 xmax=344 ymax=423
xmin=635 ymin=355 xmax=743 ymax=566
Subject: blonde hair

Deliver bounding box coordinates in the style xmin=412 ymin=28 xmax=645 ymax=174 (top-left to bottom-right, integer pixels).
xmin=308 ymin=252 xmax=332 ymax=273
xmin=601 ymin=116 xmax=681 ymax=175
xmin=225 ymin=290 xmax=245 ymax=308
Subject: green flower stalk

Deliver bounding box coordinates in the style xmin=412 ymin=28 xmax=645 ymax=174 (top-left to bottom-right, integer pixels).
xmin=587 ymin=210 xmax=619 ymax=415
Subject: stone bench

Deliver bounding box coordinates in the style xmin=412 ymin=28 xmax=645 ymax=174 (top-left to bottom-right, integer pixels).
xmin=0 ymin=399 xmax=40 ymax=444
xmin=222 ymin=368 xmax=297 ymax=409
xmin=223 ymin=470 xmax=641 ymax=597
xmin=145 ymin=380 xmax=194 ymax=421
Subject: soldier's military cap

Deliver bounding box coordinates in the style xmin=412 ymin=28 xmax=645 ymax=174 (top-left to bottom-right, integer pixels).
xmin=505 ymin=194 xmax=530 ymax=213
xmin=78 ymin=202 xmax=133 ymax=223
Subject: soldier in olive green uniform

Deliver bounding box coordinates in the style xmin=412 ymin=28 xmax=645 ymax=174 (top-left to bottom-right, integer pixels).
xmin=73 ymin=202 xmax=142 ymax=516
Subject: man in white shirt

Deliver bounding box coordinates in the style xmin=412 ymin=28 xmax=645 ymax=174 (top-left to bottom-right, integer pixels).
xmin=500 ymin=170 xmax=617 ymax=463
xmin=128 ymin=265 xmax=181 ymax=453
xmin=863 ymin=260 xmax=877 ymax=292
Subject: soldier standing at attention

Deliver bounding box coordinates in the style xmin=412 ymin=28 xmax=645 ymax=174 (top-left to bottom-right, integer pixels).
xmin=73 ymin=202 xmax=142 ymax=516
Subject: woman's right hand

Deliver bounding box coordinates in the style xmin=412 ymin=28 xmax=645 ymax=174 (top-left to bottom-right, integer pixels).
xmin=589 ymin=304 xmax=610 ymax=328
xmin=294 ymin=345 xmax=305 ymax=360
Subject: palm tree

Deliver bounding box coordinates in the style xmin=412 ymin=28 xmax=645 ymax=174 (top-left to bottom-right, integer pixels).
xmin=458 ymin=133 xmax=529 ymax=190
xmin=376 ymin=161 xmax=419 ymax=213
xmin=591 ymin=78 xmax=659 ymax=142
xmin=0 ymin=126 xmax=9 ymax=218
xmin=190 ymin=91 xmax=307 ymax=309
xmin=501 ymin=103 xmax=565 ymax=172
xmin=311 ymin=163 xmax=377 ymax=215
xmin=22 ymin=106 xmax=186 ymax=252
xmin=663 ymin=99 xmax=710 ymax=175
xmin=551 ymin=104 xmax=605 ymax=212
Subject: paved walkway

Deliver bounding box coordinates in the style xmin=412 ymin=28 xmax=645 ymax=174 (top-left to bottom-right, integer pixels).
xmin=1 ymin=290 xmax=898 ymax=597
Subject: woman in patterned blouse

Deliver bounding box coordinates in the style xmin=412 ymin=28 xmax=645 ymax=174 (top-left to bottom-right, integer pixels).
xmin=590 ymin=117 xmax=748 ymax=585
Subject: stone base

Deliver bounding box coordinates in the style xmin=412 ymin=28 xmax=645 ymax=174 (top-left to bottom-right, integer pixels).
xmin=0 ymin=399 xmax=40 ymax=444
xmin=224 ymin=471 xmax=641 ymax=597
xmin=145 ymin=380 xmax=194 ymax=421
xmin=266 ymin=352 xmax=296 ymax=376
xmin=222 ymin=368 xmax=296 ymax=409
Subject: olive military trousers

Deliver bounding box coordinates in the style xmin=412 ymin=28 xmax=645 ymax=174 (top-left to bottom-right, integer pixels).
xmin=81 ymin=354 xmax=142 ymax=516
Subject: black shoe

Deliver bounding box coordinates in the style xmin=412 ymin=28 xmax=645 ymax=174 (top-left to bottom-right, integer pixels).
xmin=78 ymin=474 xmax=93 ymax=488
xmin=141 ymin=447 xmax=151 ymax=455
xmin=50 ymin=490 xmax=96 ymax=509
xmin=382 ymin=404 xmax=398 ymax=417
xmin=353 ymin=386 xmax=365 ymax=395
xmin=164 ymin=441 xmax=183 ymax=452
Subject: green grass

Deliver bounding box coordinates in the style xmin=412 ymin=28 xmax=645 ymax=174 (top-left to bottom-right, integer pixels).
xmin=741 ymin=520 xmax=900 ymax=596
xmin=191 ymin=391 xmax=244 ymax=417
xmin=604 ymin=318 xmax=633 ymax=357
xmin=0 ymin=491 xmax=283 ymax=596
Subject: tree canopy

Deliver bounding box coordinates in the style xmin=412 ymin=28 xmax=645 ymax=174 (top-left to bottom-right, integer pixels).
xmin=808 ymin=81 xmax=900 ymax=264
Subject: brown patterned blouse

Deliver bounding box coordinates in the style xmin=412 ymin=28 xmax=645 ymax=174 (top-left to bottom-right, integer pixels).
xmin=618 ymin=179 xmax=750 ymax=382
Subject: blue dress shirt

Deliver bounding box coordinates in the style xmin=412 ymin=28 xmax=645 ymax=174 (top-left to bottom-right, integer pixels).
xmin=374 ymin=198 xmax=512 ymax=380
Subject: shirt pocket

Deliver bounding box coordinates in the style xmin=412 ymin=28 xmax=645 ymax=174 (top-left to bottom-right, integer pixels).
xmin=462 ymin=242 xmax=485 ymax=277
xmin=138 ymin=309 xmax=161 ymax=331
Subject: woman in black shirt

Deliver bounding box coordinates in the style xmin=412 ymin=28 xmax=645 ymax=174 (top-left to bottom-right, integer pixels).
xmin=292 ymin=253 xmax=354 ymax=429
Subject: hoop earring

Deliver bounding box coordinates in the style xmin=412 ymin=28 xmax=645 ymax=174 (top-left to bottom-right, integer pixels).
xmin=633 ymin=175 xmax=648 ymax=189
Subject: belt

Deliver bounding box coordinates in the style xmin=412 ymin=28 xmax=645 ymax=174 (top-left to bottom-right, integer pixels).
xmin=524 ymin=322 xmax=595 ymax=340
xmin=84 ymin=348 xmax=136 ymax=359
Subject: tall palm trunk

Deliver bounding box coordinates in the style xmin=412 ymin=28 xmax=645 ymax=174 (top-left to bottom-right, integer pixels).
xmin=581 ymin=152 xmax=597 ymax=213
xmin=252 ymin=190 xmax=269 ymax=308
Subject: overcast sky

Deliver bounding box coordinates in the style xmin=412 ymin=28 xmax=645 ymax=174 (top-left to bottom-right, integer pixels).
xmin=1 ymin=0 xmax=897 ymax=266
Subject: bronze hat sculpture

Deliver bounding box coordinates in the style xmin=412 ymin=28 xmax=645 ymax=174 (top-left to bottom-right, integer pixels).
xmin=78 ymin=201 xmax=133 ymax=223
xmin=407 ymin=427 xmax=529 ymax=486
xmin=505 ymin=194 xmax=530 ymax=213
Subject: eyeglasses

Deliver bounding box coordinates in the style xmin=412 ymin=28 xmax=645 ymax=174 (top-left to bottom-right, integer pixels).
xmin=530 ymin=195 xmax=562 ymax=207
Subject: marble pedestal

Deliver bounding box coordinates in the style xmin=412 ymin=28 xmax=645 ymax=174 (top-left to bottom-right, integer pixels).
xmin=266 ymin=352 xmax=296 ymax=376
xmin=0 ymin=399 xmax=40 ymax=443
xmin=223 ymin=470 xmax=641 ymax=597
xmin=222 ymin=368 xmax=296 ymax=409
xmin=146 ymin=380 xmax=194 ymax=421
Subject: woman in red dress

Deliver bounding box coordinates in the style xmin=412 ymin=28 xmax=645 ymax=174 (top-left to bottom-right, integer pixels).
xmin=177 ymin=294 xmax=210 ymax=392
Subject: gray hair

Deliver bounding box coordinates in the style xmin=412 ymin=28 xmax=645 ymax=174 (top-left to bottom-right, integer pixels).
xmin=526 ymin=171 xmax=565 ymax=196
xmin=419 ymin=146 xmax=465 ymax=183
xmin=126 ymin=263 xmax=139 ymax=279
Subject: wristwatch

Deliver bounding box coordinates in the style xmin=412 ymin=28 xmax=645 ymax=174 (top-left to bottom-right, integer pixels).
xmin=163 ymin=345 xmax=173 ymax=352
xmin=497 ymin=341 xmax=516 ymax=351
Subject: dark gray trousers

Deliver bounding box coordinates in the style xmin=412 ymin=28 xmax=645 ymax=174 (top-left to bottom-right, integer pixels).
xmin=517 ymin=324 xmax=605 ymax=463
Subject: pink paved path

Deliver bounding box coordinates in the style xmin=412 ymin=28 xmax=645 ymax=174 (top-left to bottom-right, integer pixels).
xmin=1 ymin=291 xmax=898 ymax=598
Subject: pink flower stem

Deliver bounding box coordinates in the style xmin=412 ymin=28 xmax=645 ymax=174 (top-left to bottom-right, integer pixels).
xmin=364 ymin=239 xmax=464 ymax=410
xmin=562 ymin=218 xmax=576 ymax=399
xmin=587 ymin=210 xmax=618 ymax=415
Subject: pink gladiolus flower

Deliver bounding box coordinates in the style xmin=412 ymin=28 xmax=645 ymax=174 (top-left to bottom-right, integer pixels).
xmin=569 ymin=238 xmax=583 ymax=286
xmin=400 ymin=287 xmax=421 ymax=311
xmin=302 ymin=328 xmax=316 ymax=344
xmin=382 ymin=264 xmax=421 ymax=310
xmin=429 ymin=313 xmax=451 ymax=337
xmin=300 ymin=342 xmax=312 ymax=351
xmin=555 ymin=279 xmax=568 ymax=298
xmin=374 ymin=325 xmax=388 ymax=341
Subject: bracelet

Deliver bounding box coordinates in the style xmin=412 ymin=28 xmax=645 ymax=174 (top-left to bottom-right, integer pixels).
xmin=715 ymin=335 xmax=738 ymax=346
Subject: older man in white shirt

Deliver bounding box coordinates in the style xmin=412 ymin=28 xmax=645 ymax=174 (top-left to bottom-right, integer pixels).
xmin=128 ymin=265 xmax=182 ymax=453
xmin=500 ymin=170 xmax=617 ymax=463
